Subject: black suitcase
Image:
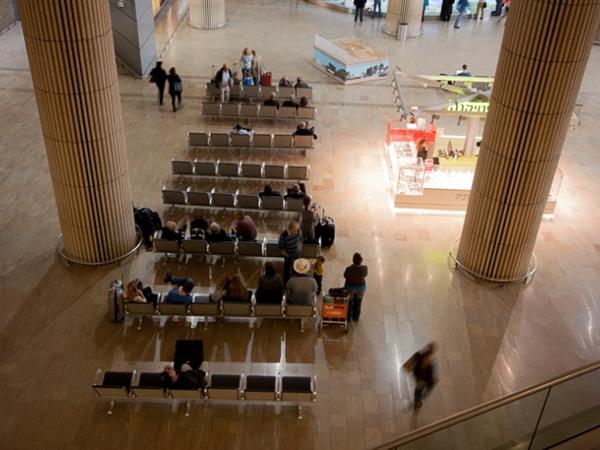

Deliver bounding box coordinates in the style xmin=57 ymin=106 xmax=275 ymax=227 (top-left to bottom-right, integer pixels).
xmin=316 ymin=209 xmax=335 ymax=248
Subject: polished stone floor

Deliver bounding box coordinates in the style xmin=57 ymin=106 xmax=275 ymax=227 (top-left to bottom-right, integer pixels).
xmin=0 ymin=1 xmax=599 ymax=449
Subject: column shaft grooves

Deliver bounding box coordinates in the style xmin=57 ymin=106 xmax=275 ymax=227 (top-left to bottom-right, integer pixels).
xmin=457 ymin=0 xmax=600 ymax=280
xmin=18 ymin=0 xmax=136 ymax=264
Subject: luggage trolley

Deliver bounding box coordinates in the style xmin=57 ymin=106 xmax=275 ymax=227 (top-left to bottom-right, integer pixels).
xmin=319 ymin=289 xmax=350 ymax=332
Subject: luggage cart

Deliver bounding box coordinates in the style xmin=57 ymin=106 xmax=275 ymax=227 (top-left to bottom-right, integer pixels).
xmin=319 ymin=292 xmax=350 ymax=332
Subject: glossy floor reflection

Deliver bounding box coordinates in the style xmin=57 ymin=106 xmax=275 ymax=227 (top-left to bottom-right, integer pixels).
xmin=0 ymin=1 xmax=599 ymax=449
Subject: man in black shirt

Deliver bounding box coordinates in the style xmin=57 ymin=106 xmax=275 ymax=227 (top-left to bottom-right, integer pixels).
xmin=149 ymin=61 xmax=168 ymax=105
xmin=403 ymin=343 xmax=437 ymax=410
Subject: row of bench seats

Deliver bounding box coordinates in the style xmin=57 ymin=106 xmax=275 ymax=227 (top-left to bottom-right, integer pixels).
xmin=202 ymin=102 xmax=316 ymax=120
xmin=154 ymin=233 xmax=319 ymax=259
xmin=206 ymin=82 xmax=313 ymax=101
xmin=162 ymin=186 xmax=307 ymax=212
xmin=171 ymin=159 xmax=309 ymax=181
xmin=124 ymin=290 xmax=317 ymax=331
xmin=188 ymin=131 xmax=315 ymax=149
xmin=93 ymin=369 xmax=316 ymax=418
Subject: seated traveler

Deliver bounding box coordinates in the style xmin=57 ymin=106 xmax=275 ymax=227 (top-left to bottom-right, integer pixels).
xmin=255 ymin=262 xmax=284 ymax=304
xmin=285 ymin=258 xmax=317 ymax=305
xmin=160 ymin=362 xmax=209 ymax=390
xmin=282 ymin=96 xmax=298 ymax=108
xmin=123 ymin=279 xmax=158 ymax=304
xmin=161 ymin=221 xmax=186 ymax=241
xmin=223 ymin=274 xmax=251 ymax=302
xmin=292 ymin=121 xmax=318 ymax=139
xmin=278 ymin=76 xmax=293 ymax=87
xmin=165 ymin=279 xmax=194 ymax=304
xmin=190 ymin=216 xmax=208 ymax=240
xmin=206 ymin=222 xmax=233 ymax=242
xmin=299 ymin=96 xmax=310 ymax=108
xmin=295 ymin=77 xmax=310 ymax=88
xmin=233 ymin=212 xmax=257 ymax=241
xmin=263 ymin=92 xmax=280 ymax=108
xmin=284 ymin=184 xmax=306 ymax=200
xmin=232 ymin=123 xmax=254 ymax=136
xmin=259 ymin=184 xmax=281 ymax=198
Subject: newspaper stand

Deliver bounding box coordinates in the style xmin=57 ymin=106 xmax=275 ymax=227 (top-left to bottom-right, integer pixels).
xmin=319 ymin=293 xmax=350 ymax=332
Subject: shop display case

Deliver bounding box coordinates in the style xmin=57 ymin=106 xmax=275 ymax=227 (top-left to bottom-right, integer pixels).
xmin=385 ymin=120 xmax=562 ymax=213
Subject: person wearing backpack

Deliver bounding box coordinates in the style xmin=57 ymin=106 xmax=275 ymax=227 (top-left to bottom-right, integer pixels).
xmin=149 ymin=61 xmax=167 ymax=105
xmin=167 ymin=67 xmax=182 ymax=112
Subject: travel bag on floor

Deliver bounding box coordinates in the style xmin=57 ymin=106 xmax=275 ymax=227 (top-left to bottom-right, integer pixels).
xmin=260 ymin=72 xmax=272 ymax=86
xmin=108 ymin=280 xmax=124 ymax=323
xmin=134 ymin=207 xmax=162 ymax=246
xmin=316 ymin=209 xmax=335 ymax=248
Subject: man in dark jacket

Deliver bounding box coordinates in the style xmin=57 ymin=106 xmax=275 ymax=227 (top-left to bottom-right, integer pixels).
xmin=149 ymin=61 xmax=167 ymax=105
xmin=354 ymin=0 xmax=366 ymax=22
xmin=403 ymin=343 xmax=437 ymax=410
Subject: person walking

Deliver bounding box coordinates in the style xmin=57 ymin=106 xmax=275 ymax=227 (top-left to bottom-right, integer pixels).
xmin=354 ymin=0 xmax=366 ymax=23
xmin=250 ymin=49 xmax=264 ymax=86
xmin=166 ymin=67 xmax=182 ymax=112
xmin=373 ymin=0 xmax=382 ymax=18
xmin=343 ymin=253 xmax=368 ymax=321
xmin=498 ymin=0 xmax=510 ymax=22
xmin=149 ymin=61 xmax=167 ymax=105
xmin=440 ymin=0 xmax=453 ymax=21
xmin=240 ymin=48 xmax=253 ymax=80
xmin=453 ymin=0 xmax=469 ymax=28
xmin=403 ymin=343 xmax=437 ymax=410
xmin=215 ymin=64 xmax=233 ymax=103
xmin=474 ymin=0 xmax=485 ymax=20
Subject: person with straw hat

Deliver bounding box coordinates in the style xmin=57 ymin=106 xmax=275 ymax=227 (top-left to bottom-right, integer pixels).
xmin=285 ymin=258 xmax=318 ymax=305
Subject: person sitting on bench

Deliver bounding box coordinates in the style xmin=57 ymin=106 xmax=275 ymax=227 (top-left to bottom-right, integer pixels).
xmin=206 ymin=222 xmax=233 ymax=242
xmin=223 ymin=274 xmax=251 ymax=302
xmin=285 ymin=258 xmax=317 ymax=305
xmin=263 ymin=92 xmax=280 ymax=108
xmin=232 ymin=123 xmax=254 ymax=136
xmin=161 ymin=221 xmax=186 ymax=241
xmin=282 ymin=96 xmax=298 ymax=108
xmin=295 ymin=77 xmax=310 ymax=88
xmin=161 ymin=362 xmax=209 ymax=390
xmin=123 ymin=279 xmax=158 ymax=304
xmin=284 ymin=183 xmax=306 ymax=200
xmin=259 ymin=184 xmax=281 ymax=198
xmin=255 ymin=262 xmax=285 ymax=304
xmin=165 ymin=279 xmax=194 ymax=304
xmin=293 ymin=121 xmax=317 ymax=139
xmin=232 ymin=212 xmax=257 ymax=241
xmin=299 ymin=96 xmax=310 ymax=108
xmin=278 ymin=76 xmax=293 ymax=87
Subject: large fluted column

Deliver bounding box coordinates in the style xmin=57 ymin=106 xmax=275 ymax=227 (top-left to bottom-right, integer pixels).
xmin=18 ymin=0 xmax=137 ymax=264
xmin=457 ymin=0 xmax=600 ymax=281
xmin=384 ymin=0 xmax=423 ymax=38
xmin=189 ymin=0 xmax=227 ymax=29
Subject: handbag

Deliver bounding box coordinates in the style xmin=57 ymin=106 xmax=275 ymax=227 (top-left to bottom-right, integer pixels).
xmin=149 ymin=74 xmax=155 ymax=83
xmin=173 ymin=81 xmax=182 ymax=93
xmin=483 ymin=1 xmax=487 ymax=7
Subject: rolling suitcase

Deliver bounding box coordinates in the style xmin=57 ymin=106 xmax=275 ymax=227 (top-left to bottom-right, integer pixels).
xmin=260 ymin=72 xmax=272 ymax=86
xmin=108 ymin=280 xmax=124 ymax=323
xmin=316 ymin=209 xmax=335 ymax=248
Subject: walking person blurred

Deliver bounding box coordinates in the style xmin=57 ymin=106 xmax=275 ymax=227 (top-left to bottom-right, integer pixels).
xmin=453 ymin=0 xmax=469 ymax=28
xmin=498 ymin=0 xmax=510 ymax=22
xmin=354 ymin=0 xmax=366 ymax=23
xmin=149 ymin=61 xmax=167 ymax=105
xmin=403 ymin=343 xmax=437 ymax=410
xmin=440 ymin=0 xmax=453 ymax=21
xmin=166 ymin=67 xmax=182 ymax=112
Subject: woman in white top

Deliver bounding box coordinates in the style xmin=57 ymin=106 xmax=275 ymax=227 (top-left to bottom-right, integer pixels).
xmin=240 ymin=48 xmax=253 ymax=80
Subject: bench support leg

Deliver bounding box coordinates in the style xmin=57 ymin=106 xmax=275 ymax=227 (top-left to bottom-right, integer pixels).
xmin=204 ymin=316 xmax=208 ymax=330
xmin=299 ymin=318 xmax=305 ymax=333
xmin=137 ymin=317 xmax=143 ymax=330
xmin=297 ymin=405 xmax=303 ymax=420
xmin=108 ymin=399 xmax=115 ymax=415
xmin=185 ymin=401 xmax=191 ymax=417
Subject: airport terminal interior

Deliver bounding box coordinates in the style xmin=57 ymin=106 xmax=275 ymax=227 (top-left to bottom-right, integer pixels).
xmin=0 ymin=0 xmax=599 ymax=449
